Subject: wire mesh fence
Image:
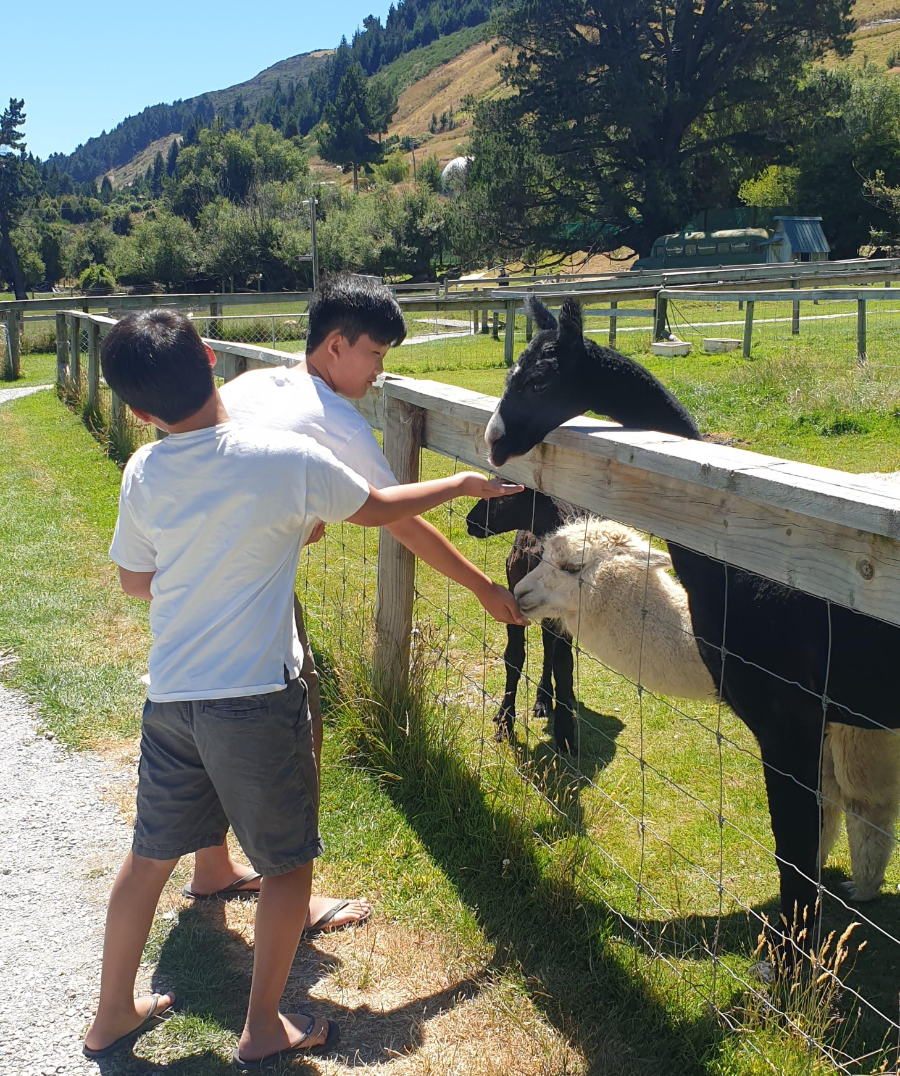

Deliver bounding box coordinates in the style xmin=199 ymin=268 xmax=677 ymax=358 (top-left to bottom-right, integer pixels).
xmin=297 ymin=436 xmax=900 ymax=1076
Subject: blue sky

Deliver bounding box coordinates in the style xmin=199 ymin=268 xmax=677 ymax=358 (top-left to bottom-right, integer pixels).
xmin=2 ymin=0 xmax=394 ymax=160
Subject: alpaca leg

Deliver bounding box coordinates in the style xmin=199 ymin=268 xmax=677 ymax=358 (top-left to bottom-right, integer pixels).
xmin=551 ymin=629 xmax=576 ymax=755
xmin=819 ymin=729 xmax=843 ymax=873
xmin=496 ymin=624 xmax=526 ymax=742
xmin=533 ymin=621 xmax=557 ymax=724
xmin=758 ymin=729 xmax=823 ymax=956
xmin=832 ymin=725 xmax=900 ymax=901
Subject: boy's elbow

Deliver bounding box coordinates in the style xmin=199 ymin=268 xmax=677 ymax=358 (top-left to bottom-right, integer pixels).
xmin=347 ymin=489 xmax=385 ymax=528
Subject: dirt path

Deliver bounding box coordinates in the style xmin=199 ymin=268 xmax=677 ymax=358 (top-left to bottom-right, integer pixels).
xmin=0 ymin=385 xmax=53 ymax=406
xmin=0 ymin=681 xmax=133 ymax=1075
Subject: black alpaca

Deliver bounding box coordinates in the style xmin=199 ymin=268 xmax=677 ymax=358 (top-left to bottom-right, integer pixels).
xmin=485 ymin=296 xmax=900 ymax=948
xmin=466 ymin=490 xmax=579 ymax=752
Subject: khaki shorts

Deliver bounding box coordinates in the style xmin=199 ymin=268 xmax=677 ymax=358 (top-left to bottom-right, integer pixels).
xmin=132 ymin=676 xmax=322 ymax=876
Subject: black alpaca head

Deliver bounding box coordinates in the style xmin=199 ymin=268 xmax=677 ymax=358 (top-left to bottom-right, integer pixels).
xmin=485 ymin=297 xmax=589 ymax=467
xmin=465 ymin=488 xmax=573 ymax=540
xmin=485 ymin=296 xmax=699 ymax=467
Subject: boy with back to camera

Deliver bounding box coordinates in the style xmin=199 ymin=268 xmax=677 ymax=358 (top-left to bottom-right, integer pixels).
xmin=184 ymin=274 xmax=527 ymax=933
xmin=83 ymin=309 xmax=521 ymax=1069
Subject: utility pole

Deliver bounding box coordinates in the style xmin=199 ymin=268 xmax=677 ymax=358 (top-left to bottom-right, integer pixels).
xmin=411 ymin=138 xmax=418 ymax=182
xmin=301 ymin=194 xmax=319 ymax=291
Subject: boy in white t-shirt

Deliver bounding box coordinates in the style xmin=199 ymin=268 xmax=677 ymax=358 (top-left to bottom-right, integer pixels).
xmin=83 ymin=309 xmax=520 ymax=1069
xmin=187 ymin=275 xmax=527 ymax=935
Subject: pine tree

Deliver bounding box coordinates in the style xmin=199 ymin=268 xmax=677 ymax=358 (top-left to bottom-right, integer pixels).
xmin=0 ymin=99 xmax=39 ymax=300
xmin=100 ymin=175 xmax=114 ymax=203
xmin=150 ymin=151 xmax=166 ymax=196
xmin=166 ymin=137 xmax=180 ymax=177
xmin=317 ymin=61 xmax=381 ymax=192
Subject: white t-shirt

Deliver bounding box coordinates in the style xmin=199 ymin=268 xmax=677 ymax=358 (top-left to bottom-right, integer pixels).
xmin=219 ymin=366 xmax=397 ymax=489
xmin=109 ymin=421 xmax=370 ymax=703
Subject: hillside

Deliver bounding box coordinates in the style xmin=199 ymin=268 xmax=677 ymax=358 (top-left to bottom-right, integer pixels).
xmin=843 ymin=0 xmax=900 ymax=65
xmin=204 ymin=50 xmax=332 ymax=113
xmin=106 ymin=133 xmax=179 ymax=189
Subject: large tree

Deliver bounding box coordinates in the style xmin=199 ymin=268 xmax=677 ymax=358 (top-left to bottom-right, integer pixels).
xmin=0 ymin=99 xmax=39 ymax=299
xmin=466 ymin=0 xmax=854 ymax=257
xmin=317 ymin=62 xmax=382 ymax=192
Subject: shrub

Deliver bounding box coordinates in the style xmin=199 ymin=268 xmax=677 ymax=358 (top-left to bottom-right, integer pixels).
xmin=78 ymin=264 xmax=117 ymax=294
xmin=377 ymin=151 xmax=411 ymax=184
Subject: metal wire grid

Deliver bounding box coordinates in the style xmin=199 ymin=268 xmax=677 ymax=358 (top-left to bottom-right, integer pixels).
xmin=297 ymin=455 xmax=900 ymax=1075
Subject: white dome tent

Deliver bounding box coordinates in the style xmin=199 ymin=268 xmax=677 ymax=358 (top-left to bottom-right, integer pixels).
xmin=440 ymin=155 xmax=472 ymax=197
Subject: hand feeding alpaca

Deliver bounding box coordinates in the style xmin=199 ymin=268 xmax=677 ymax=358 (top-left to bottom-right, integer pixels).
xmin=485 ymin=294 xmax=900 ymax=942
xmin=515 ymin=516 xmax=900 ymax=902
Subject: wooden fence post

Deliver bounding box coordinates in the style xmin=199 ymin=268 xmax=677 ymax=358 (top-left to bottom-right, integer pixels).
xmin=6 ymin=307 xmax=21 ymax=379
xmin=609 ymin=299 xmax=618 ymax=348
xmin=87 ymin=321 xmax=101 ymax=415
xmin=481 ymin=302 xmax=489 ymax=334
xmin=791 ymin=279 xmax=800 ymax=336
xmin=503 ymin=299 xmax=517 ymax=366
xmin=69 ymin=314 xmax=81 ymax=388
xmin=525 ymin=314 xmax=533 ymax=342
xmin=742 ymin=300 xmax=755 ymax=359
xmin=209 ymin=298 xmax=221 ymax=340
xmin=373 ymin=392 xmax=424 ymax=702
xmin=654 ymin=294 xmax=668 ymax=341
xmin=857 ymin=298 xmax=867 ymax=367
xmin=55 ymin=312 xmax=68 ymax=385
xmin=492 ymin=309 xmax=499 ymax=340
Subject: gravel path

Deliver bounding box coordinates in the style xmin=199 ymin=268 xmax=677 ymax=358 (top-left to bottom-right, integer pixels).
xmin=0 ymin=385 xmax=53 ymax=406
xmin=0 ymin=682 xmax=134 ymax=1076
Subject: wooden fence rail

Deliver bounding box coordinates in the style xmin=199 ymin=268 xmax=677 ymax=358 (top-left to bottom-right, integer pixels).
xmin=56 ymin=311 xmax=900 ymax=699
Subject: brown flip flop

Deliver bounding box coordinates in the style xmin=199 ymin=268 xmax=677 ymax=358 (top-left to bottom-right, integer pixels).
xmin=182 ymin=872 xmax=261 ymax=901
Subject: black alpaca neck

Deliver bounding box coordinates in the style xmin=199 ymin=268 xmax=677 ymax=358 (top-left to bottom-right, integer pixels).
xmin=586 ymin=342 xmax=700 ymax=441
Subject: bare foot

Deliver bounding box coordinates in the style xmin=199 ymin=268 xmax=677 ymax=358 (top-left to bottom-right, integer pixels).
xmin=306 ymin=896 xmax=371 ymax=933
xmin=84 ymin=991 xmax=176 ymax=1053
xmin=188 ymin=855 xmax=260 ymax=897
xmin=237 ymin=1012 xmax=329 ymax=1062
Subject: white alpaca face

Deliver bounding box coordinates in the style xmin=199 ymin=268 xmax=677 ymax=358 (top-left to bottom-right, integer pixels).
xmin=513 ymin=533 xmax=585 ymax=621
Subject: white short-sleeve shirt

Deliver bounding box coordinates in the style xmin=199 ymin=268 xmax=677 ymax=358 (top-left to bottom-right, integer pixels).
xmin=109 ymin=421 xmax=369 ymax=702
xmin=219 ymin=366 xmax=397 ymax=489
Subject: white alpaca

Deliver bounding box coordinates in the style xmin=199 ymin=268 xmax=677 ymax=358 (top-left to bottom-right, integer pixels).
xmin=514 ymin=517 xmax=900 ymax=901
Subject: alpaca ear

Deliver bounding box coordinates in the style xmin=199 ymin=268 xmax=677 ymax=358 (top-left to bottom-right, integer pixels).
xmin=558 ymin=299 xmax=583 ymax=342
xmin=524 ymin=295 xmax=558 ymax=332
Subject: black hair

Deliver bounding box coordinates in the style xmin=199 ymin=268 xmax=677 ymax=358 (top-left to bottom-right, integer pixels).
xmin=306 ymin=273 xmax=407 ymax=353
xmin=100 ymin=309 xmax=215 ymax=425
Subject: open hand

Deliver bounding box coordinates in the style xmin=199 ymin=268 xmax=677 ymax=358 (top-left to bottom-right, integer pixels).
xmin=477 ymin=581 xmax=528 ymax=626
xmin=456 ymin=472 xmax=524 ymax=500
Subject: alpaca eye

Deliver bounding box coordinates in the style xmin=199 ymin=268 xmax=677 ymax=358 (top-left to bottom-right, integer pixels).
xmin=529 ymin=378 xmax=548 ymax=394
xmin=560 ymin=563 xmax=581 ymax=574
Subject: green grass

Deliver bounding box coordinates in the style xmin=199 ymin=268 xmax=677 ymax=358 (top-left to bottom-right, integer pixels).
xmin=2 ymin=349 xmax=57 ymax=387
xmin=377 ymin=22 xmax=488 ymax=94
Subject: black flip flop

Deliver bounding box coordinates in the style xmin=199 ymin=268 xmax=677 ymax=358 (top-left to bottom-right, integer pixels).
xmin=182 ymin=872 xmax=261 ymax=901
xmin=231 ymin=1017 xmax=340 ymax=1070
xmin=302 ymin=898 xmax=370 ymax=939
xmin=83 ymin=993 xmax=176 ymax=1059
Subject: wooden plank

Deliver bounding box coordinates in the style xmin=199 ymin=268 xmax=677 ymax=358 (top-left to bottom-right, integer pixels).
xmin=348 ymin=376 xmax=900 ymax=624
xmin=858 ymin=298 xmax=867 ymax=366
xmin=742 ymin=300 xmax=754 ymax=358
xmin=55 ymin=312 xmax=68 ymax=385
xmin=68 ymin=315 xmax=80 ymax=388
xmin=661 ymin=287 xmax=900 ymax=303
xmin=504 ymin=299 xmax=517 ymax=366
xmin=373 ymin=394 xmax=423 ymax=701
xmin=87 ymin=322 xmax=101 ymax=414
xmin=6 ymin=309 xmax=21 ymax=379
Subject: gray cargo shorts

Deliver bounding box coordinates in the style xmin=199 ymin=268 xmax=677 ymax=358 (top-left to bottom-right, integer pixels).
xmin=132 ymin=675 xmax=323 ymax=876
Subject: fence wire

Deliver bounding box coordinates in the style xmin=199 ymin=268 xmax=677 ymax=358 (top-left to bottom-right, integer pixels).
xmin=298 ymin=443 xmax=900 ymax=1076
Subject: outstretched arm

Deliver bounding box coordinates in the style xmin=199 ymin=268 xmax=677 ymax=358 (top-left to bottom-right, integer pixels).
xmin=387 ymin=515 xmax=526 ymax=626
xmin=347 ymin=473 xmax=522 ymax=529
